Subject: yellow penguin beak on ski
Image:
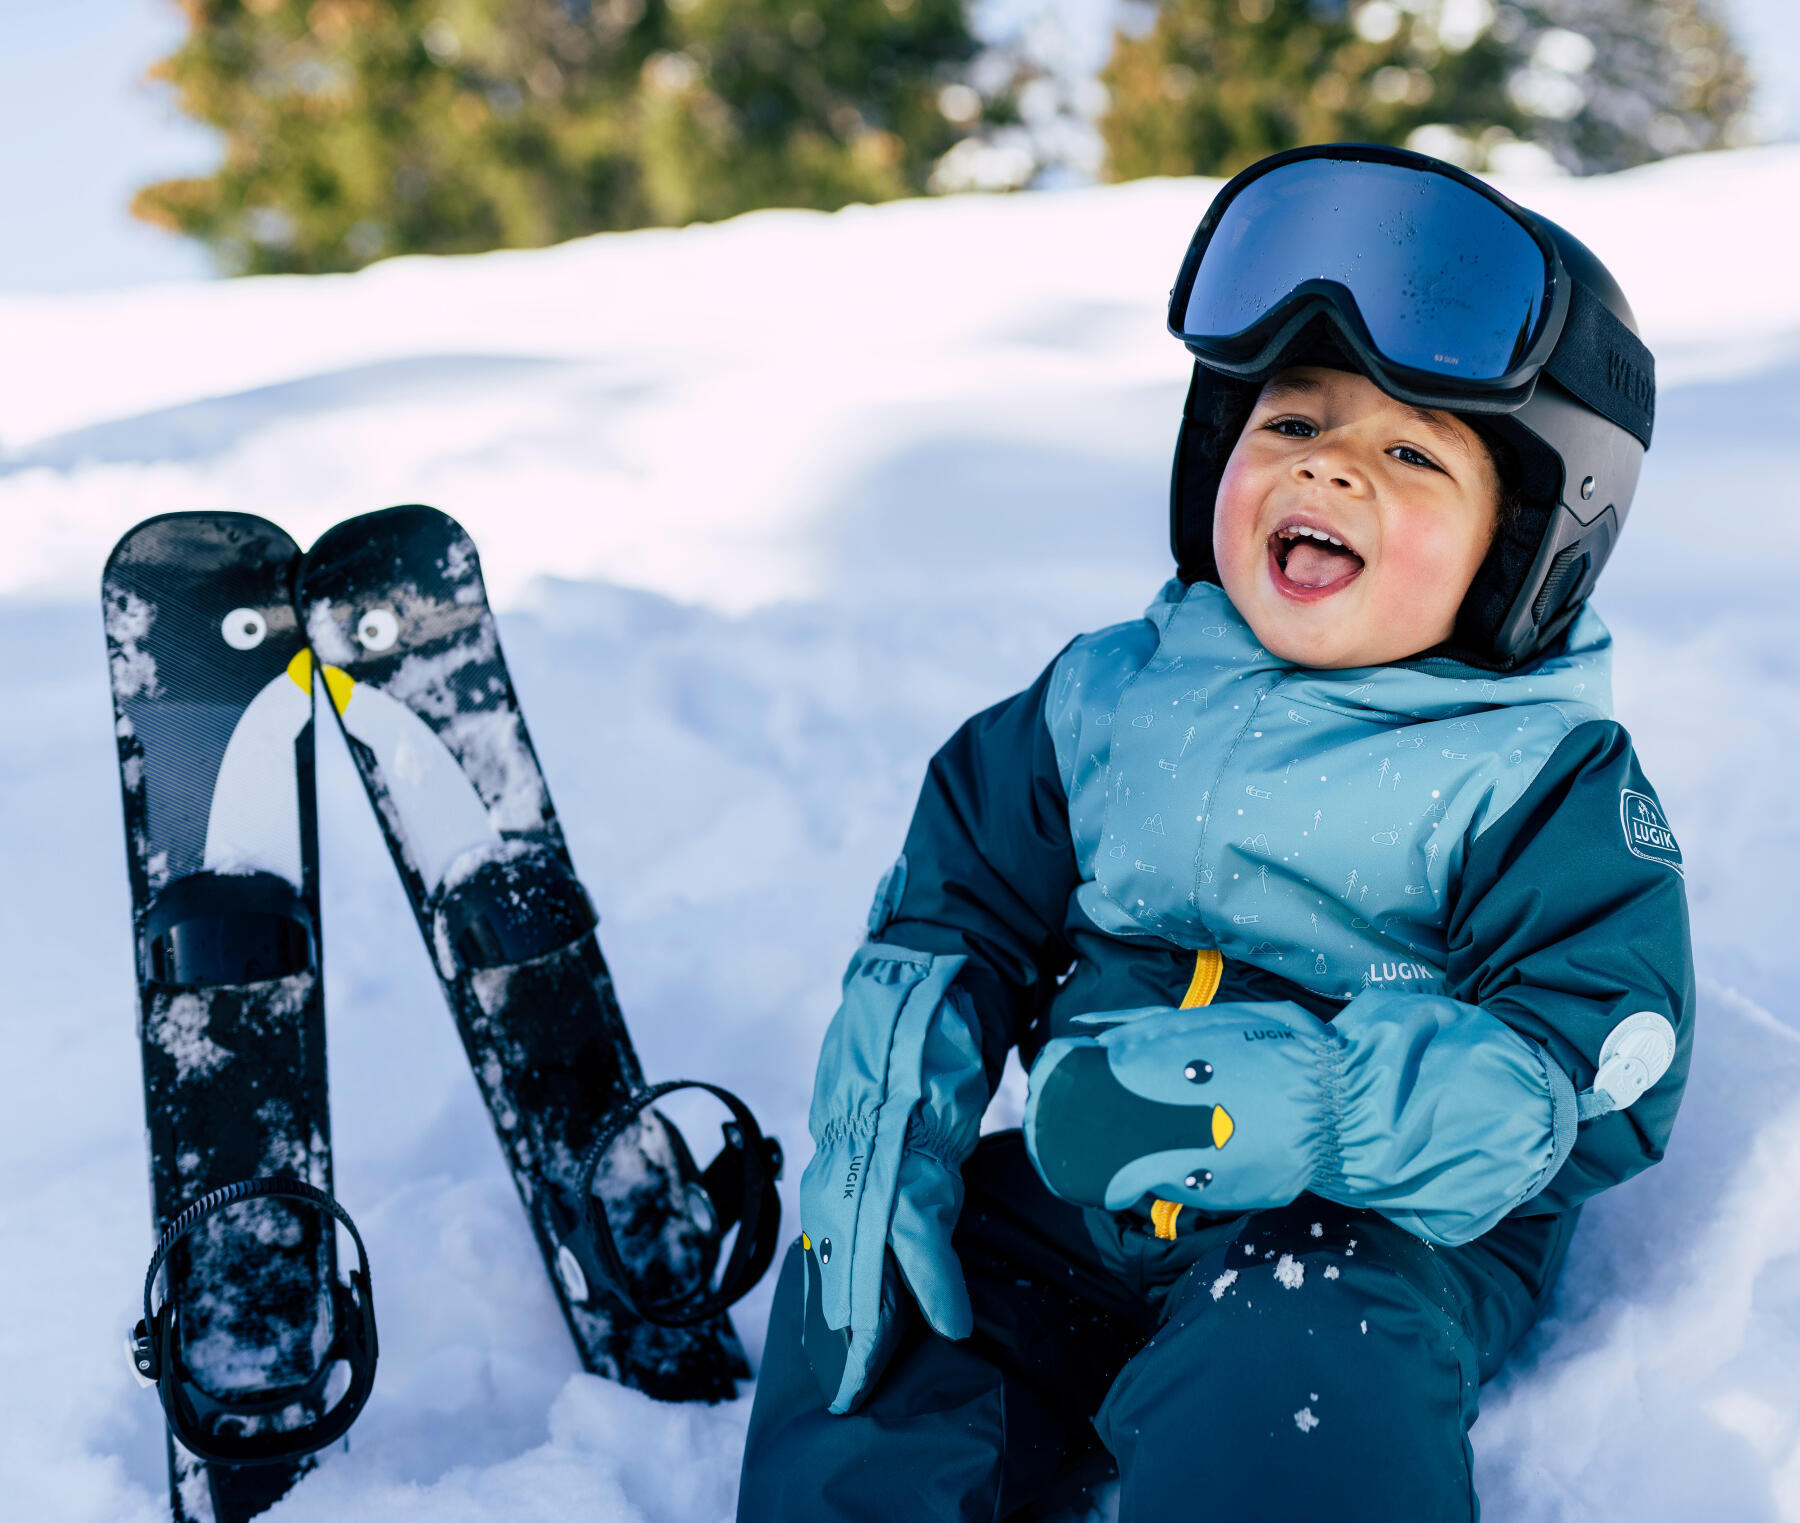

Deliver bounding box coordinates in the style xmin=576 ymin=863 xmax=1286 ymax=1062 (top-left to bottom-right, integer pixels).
xmin=321 ymin=663 xmax=356 ymax=715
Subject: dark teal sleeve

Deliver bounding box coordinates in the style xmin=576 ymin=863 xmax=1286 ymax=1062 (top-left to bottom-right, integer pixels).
xmin=1445 ymin=720 xmax=1696 ymax=1216
xmin=872 ymin=657 xmax=1082 ymax=1094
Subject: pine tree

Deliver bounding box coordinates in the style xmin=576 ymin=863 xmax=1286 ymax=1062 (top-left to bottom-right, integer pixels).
xmin=1102 ymin=0 xmax=1525 ymax=183
xmin=634 ymin=0 xmax=976 ymax=226
xmin=132 ymin=0 xmax=978 ymax=274
xmin=1100 ymin=0 xmax=1749 ymax=182
xmin=1499 ymin=0 xmax=1750 ymax=173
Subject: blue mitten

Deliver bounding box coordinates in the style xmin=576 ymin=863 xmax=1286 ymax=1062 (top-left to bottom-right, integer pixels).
xmin=799 ymin=943 xmax=987 ymax=1413
xmin=1024 ymin=993 xmax=1581 ymax=1246
xmin=1323 ymin=993 xmax=1581 ymax=1243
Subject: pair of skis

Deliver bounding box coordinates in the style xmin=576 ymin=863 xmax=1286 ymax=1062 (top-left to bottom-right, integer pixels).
xmin=104 ymin=507 xmax=781 ymax=1523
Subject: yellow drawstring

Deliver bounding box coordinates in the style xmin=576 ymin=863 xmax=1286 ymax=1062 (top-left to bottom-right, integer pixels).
xmin=1153 ymin=949 xmax=1226 ymax=1239
xmin=1179 ymin=948 xmax=1224 ymax=1010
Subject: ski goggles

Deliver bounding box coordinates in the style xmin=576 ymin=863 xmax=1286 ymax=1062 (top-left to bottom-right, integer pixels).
xmin=1167 ymin=144 xmax=1654 ymax=445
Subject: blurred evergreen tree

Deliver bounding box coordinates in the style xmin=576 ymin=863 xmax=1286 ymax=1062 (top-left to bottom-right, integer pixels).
xmin=1503 ymin=0 xmax=1750 ymax=172
xmin=1100 ymin=0 xmax=1749 ymax=181
xmin=133 ymin=0 xmax=978 ymax=274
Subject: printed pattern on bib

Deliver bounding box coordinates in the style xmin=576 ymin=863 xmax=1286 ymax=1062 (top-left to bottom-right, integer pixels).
xmin=1048 ymin=582 xmax=1613 ymax=1001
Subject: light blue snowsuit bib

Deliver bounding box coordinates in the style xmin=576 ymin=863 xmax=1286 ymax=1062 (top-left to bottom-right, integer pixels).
xmin=1048 ymin=581 xmax=1611 ymax=1001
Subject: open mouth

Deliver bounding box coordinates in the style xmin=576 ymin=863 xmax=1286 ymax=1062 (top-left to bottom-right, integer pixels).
xmin=1269 ymin=519 xmax=1365 ymax=599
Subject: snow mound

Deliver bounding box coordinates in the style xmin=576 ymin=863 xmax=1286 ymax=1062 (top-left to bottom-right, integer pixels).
xmin=3 ymin=147 xmax=1800 ymax=1521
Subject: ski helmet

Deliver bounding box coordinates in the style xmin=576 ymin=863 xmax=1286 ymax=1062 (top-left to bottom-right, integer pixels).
xmin=1165 ymin=143 xmax=1655 ymax=671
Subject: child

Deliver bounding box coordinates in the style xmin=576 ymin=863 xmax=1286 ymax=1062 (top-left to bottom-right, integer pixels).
xmin=737 ymin=144 xmax=1692 ymax=1521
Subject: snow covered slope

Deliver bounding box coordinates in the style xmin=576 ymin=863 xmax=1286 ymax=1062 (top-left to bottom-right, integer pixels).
xmin=3 ymin=146 xmax=1799 ymax=1521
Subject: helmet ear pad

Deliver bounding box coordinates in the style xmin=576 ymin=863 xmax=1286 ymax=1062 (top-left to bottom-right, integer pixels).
xmin=1448 ymin=381 xmax=1644 ymax=670
xmin=1448 ymin=412 xmax=1558 ymax=662
xmin=1447 ymin=412 xmax=1562 ymax=669
xmin=1170 ymin=363 xmax=1262 ymax=585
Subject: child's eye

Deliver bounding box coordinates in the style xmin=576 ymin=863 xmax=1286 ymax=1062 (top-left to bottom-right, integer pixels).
xmin=1390 ymin=443 xmax=1442 ymax=472
xmin=1263 ymin=415 xmax=1317 ymax=438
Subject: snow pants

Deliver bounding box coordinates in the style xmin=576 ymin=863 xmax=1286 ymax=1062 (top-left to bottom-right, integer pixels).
xmin=737 ymin=1129 xmax=1575 ymax=1523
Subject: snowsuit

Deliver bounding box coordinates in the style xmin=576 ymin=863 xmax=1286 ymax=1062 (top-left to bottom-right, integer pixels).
xmin=738 ymin=580 xmax=1694 ymax=1521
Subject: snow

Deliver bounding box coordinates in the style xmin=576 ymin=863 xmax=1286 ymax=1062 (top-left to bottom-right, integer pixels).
xmin=104 ymin=589 xmax=159 ymax=703
xmin=146 ymin=990 xmax=231 ymax=1085
xmin=3 ymin=144 xmax=1800 ymax=1520
xmin=1274 ymin=1253 xmax=1306 ymax=1291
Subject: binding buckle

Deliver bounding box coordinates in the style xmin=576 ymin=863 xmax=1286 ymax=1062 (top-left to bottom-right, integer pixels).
xmin=548 ymin=1081 xmax=782 ymax=1329
xmin=131 ymin=1177 xmax=379 ymax=1467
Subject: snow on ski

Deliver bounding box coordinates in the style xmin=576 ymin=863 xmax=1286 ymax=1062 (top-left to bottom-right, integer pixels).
xmin=297 ymin=504 xmax=753 ymax=1401
xmin=103 ymin=513 xmax=374 ymax=1522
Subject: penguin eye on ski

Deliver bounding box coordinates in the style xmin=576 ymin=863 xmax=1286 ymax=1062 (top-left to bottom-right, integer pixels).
xmin=356 ymin=608 xmax=400 ymax=651
xmin=220 ymin=607 xmax=268 ymax=651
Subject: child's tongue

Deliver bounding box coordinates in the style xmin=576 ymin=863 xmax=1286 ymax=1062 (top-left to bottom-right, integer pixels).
xmin=1283 ymin=538 xmax=1362 ymax=588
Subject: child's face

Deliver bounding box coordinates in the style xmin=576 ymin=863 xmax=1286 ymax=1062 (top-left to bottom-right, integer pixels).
xmin=1212 ymin=366 xmax=1501 ymax=669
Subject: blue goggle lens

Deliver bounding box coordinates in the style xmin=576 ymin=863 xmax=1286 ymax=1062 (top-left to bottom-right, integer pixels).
xmin=1177 ymin=157 xmax=1552 ymax=383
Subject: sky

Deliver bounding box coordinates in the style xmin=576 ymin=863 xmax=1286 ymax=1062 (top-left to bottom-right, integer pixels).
xmin=0 ymin=0 xmax=1795 ymax=297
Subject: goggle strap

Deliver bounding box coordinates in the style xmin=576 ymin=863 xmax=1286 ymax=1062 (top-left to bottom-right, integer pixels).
xmin=1543 ymin=279 xmax=1656 ymax=448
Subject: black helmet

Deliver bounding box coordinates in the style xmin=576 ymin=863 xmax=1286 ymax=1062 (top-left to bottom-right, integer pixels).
xmin=1166 ymin=145 xmax=1654 ymax=671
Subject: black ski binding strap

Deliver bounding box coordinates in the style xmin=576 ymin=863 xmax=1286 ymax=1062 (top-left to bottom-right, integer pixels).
xmin=553 ymin=1081 xmax=782 ymax=1329
xmin=131 ymin=1177 xmax=379 ymax=1467
xmin=142 ymin=870 xmax=318 ymax=988
xmin=433 ymin=846 xmax=599 ymax=971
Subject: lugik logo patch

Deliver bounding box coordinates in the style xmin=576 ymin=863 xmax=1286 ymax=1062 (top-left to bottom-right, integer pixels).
xmin=1620 ymin=790 xmax=1682 ymax=875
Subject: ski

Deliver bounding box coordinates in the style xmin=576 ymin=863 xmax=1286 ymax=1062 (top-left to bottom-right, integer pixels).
xmin=103 ymin=514 xmax=376 ymax=1523
xmin=296 ymin=504 xmax=772 ymax=1401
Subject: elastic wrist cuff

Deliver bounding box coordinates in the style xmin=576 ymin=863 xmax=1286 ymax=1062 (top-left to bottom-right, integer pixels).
xmin=903 ymin=1112 xmax=977 ymax=1169
xmin=1534 ymin=1047 xmax=1580 ymax=1196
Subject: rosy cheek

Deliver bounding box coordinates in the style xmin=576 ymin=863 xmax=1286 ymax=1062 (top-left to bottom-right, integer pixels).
xmin=1378 ymin=510 xmax=1482 ymax=613
xmin=1211 ymin=457 xmax=1263 ymax=578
